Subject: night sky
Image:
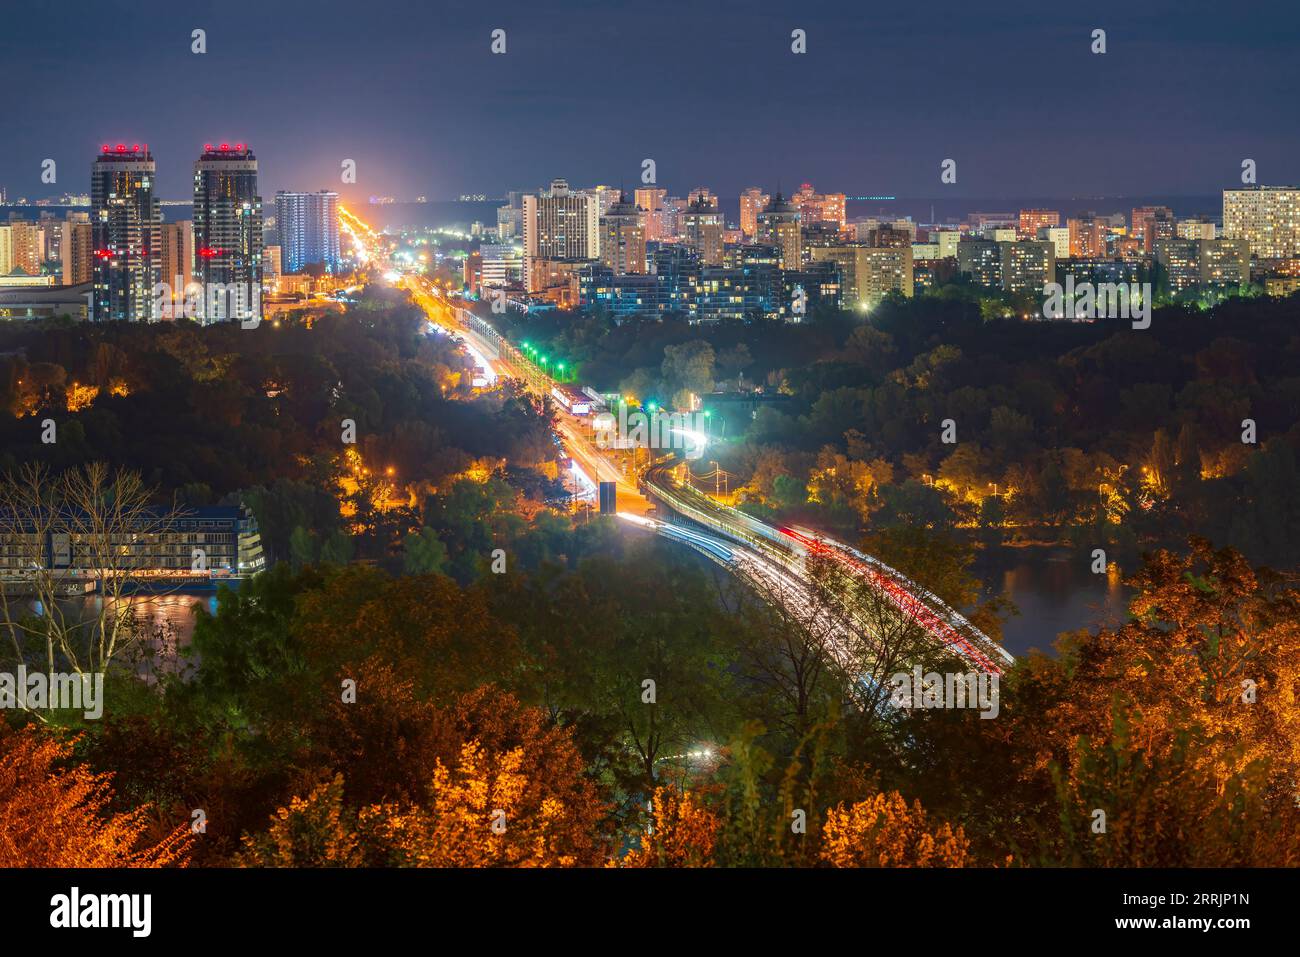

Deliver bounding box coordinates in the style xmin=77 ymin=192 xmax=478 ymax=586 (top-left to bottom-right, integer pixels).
xmin=3 ymin=0 xmax=1298 ymax=203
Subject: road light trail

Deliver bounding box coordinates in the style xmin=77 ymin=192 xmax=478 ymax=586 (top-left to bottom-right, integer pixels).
xmin=407 ymin=275 xmax=647 ymax=513
xmin=616 ymin=512 xmax=866 ymax=677
xmin=343 ymin=206 xmax=1011 ymax=676
xmin=641 ymin=461 xmax=1013 ymax=675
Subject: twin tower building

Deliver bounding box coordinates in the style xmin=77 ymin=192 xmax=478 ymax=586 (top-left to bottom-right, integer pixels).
xmin=90 ymin=143 xmax=339 ymax=323
xmin=91 ymin=143 xmax=262 ymax=322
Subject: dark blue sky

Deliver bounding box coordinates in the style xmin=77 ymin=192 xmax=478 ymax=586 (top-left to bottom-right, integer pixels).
xmin=4 ymin=0 xmax=1298 ymax=203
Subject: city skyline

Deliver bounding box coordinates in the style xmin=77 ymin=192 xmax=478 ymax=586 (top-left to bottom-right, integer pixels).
xmin=3 ymin=0 xmax=1299 ymax=202
xmin=7 ymin=139 xmax=1293 ymax=208
xmin=0 ymin=0 xmax=1296 ymax=918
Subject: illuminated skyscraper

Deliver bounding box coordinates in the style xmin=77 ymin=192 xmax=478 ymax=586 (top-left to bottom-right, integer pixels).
xmin=523 ymin=179 xmax=600 ymax=291
xmin=1017 ymin=208 xmax=1059 ymax=240
xmin=497 ymin=206 xmax=521 ymax=239
xmin=1000 ymin=240 xmax=1056 ymax=293
xmin=1201 ymin=238 xmax=1252 ymax=288
xmin=1156 ymin=237 xmax=1251 ymax=293
xmin=91 ymin=143 xmax=160 ymax=321
xmin=39 ymin=211 xmax=77 ymax=267
xmin=865 ymin=222 xmax=913 ymax=248
xmin=757 ymin=192 xmax=802 ymax=269
xmin=792 ymin=183 xmax=847 ymax=229
xmin=1223 ymin=186 xmax=1300 ymax=259
xmin=932 ymin=230 xmax=961 ymax=259
xmin=660 ymin=195 xmax=686 ymax=242
xmin=480 ymin=243 xmax=523 ymax=288
xmin=683 ymin=196 xmax=725 ymax=266
xmin=524 ymin=179 xmax=601 ymax=260
xmin=158 ymin=221 xmax=193 ymax=316
xmin=809 ymin=244 xmax=912 ymax=309
xmin=586 ymin=185 xmax=623 ymax=218
xmin=739 ymin=187 xmax=770 ymax=240
xmin=61 ymin=219 xmax=93 ymax=286
xmin=599 ymin=192 xmax=646 ymax=275
xmin=193 ymin=143 xmax=264 ymax=323
xmin=1067 ymin=216 xmax=1108 ymax=258
xmin=957 ymin=238 xmax=1002 ymax=288
xmin=9 ymin=221 xmax=43 ymax=276
xmin=634 ymin=187 xmax=667 ymax=242
xmin=1130 ymin=206 xmax=1175 ymax=252
xmin=275 ymin=190 xmax=340 ymax=273
xmin=262 ymin=244 xmax=282 ymax=292
xmin=1154 ymin=238 xmax=1201 ymax=293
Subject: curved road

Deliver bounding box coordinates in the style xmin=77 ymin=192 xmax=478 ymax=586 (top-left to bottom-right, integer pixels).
xmin=342 ymin=207 xmax=1013 ymax=678
xmin=642 ymin=461 xmax=1013 ymax=675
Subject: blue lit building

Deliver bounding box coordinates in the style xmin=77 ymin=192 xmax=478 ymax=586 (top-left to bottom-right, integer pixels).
xmin=275 ymin=190 xmax=340 ymax=273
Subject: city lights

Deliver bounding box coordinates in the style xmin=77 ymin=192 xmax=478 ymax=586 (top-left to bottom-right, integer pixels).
xmin=0 ymin=1 xmax=1292 ymax=924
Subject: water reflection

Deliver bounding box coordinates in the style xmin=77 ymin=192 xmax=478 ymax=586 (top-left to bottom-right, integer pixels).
xmin=979 ymin=547 xmax=1131 ymax=658
xmin=10 ymin=588 xmax=232 ymax=681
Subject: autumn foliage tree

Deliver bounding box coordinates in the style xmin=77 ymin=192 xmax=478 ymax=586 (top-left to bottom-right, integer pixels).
xmin=622 ymin=786 xmax=722 ymax=867
xmin=1021 ymin=539 xmax=1300 ymax=866
xmin=240 ymin=687 xmax=609 ymax=867
xmin=820 ymin=791 xmax=971 ymax=868
xmin=0 ymin=727 xmax=192 ymax=867
xmin=239 ymin=774 xmax=363 ymax=867
xmin=360 ymin=739 xmax=588 ymax=867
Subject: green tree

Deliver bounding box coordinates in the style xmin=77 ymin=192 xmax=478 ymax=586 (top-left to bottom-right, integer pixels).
xmin=661 ymin=341 xmax=715 ymax=408
xmin=289 ymin=525 xmax=316 ymax=569
xmin=402 ymin=527 xmax=449 ymax=575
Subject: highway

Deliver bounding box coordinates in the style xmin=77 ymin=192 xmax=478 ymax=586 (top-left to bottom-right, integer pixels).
xmin=640 ymin=462 xmax=1014 ymax=675
xmin=615 ymin=511 xmax=875 ymax=680
xmin=340 ymin=206 xmax=1013 ymax=679
xmin=402 ymin=274 xmax=648 ymax=514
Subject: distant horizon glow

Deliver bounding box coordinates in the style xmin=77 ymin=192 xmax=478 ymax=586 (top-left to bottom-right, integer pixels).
xmin=0 ymin=0 xmax=1296 ymax=202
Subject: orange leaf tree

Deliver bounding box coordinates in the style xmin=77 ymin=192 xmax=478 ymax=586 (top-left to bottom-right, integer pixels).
xmin=622 ymin=786 xmax=721 ymax=867
xmin=820 ymin=791 xmax=971 ymax=868
xmin=0 ymin=727 xmax=192 ymax=867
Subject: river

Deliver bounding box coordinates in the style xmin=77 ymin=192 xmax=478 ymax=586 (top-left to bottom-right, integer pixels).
xmin=18 ymin=553 xmax=1121 ymax=672
xmin=976 ymin=546 xmax=1132 ymax=658
xmin=10 ymin=590 xmax=231 ymax=679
